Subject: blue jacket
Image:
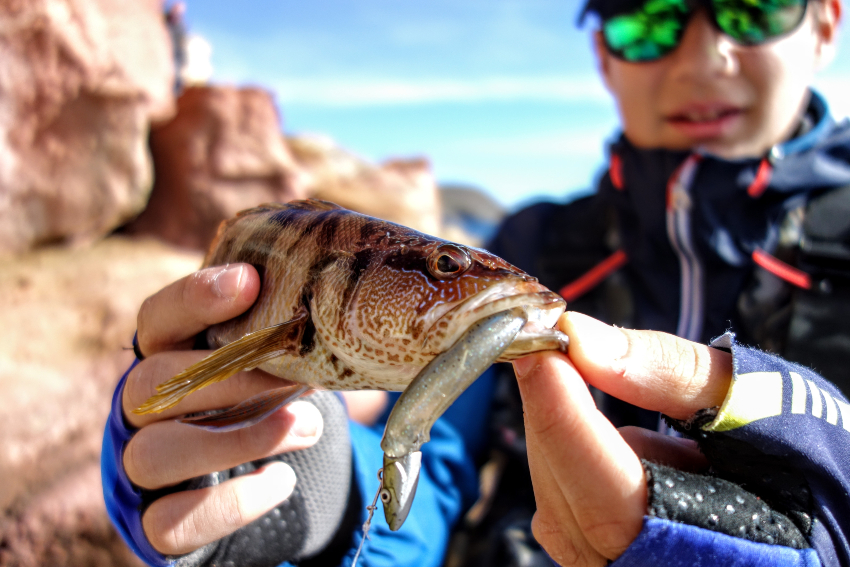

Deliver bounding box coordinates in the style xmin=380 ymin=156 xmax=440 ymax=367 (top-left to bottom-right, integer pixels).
xmin=102 ymin=91 xmax=850 ymax=567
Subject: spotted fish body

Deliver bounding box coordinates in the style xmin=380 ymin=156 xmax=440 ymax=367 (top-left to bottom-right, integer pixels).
xmin=136 ymin=199 xmax=567 ymax=421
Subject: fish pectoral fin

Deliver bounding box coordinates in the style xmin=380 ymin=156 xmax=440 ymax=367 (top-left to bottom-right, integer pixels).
xmin=133 ymin=311 xmax=309 ymax=415
xmin=178 ymin=384 xmax=311 ymax=431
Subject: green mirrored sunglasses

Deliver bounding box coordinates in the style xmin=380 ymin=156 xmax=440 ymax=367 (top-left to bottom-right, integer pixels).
xmin=601 ymin=0 xmax=809 ymax=62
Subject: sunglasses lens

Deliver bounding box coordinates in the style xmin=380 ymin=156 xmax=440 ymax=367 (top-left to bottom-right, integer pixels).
xmin=602 ymin=0 xmax=690 ymax=62
xmin=713 ymin=0 xmax=807 ymax=44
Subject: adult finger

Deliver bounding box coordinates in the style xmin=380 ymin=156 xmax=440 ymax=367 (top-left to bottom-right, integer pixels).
xmin=136 ymin=264 xmax=261 ymax=357
xmin=124 ymin=400 xmax=323 ymax=490
xmin=122 ymin=351 xmax=295 ymax=428
xmin=559 ymin=312 xmax=733 ymax=420
xmin=143 ymin=461 xmax=296 ymax=555
xmin=514 ymin=352 xmax=646 ymax=559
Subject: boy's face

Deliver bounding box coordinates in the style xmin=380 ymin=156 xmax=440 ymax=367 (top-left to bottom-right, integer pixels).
xmin=594 ymin=0 xmax=841 ymax=159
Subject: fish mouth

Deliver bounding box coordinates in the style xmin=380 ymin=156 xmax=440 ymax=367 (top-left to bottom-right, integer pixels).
xmin=422 ymin=280 xmax=566 ymax=354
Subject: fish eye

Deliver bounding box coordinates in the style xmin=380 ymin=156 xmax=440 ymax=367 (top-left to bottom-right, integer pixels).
xmin=427 ymin=244 xmax=471 ymax=279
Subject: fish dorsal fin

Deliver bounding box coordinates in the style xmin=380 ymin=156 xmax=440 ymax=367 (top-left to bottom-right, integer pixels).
xmin=134 ymin=309 xmax=309 ymax=415
xmin=280 ymin=199 xmax=344 ymax=212
xmin=235 ymin=199 xmax=343 ymax=219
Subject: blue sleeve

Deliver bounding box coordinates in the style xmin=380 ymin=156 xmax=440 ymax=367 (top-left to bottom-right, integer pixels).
xmin=101 ymin=359 xmax=172 ymax=567
xmin=610 ymin=334 xmax=850 ymax=567
xmin=612 ymin=517 xmax=821 ymax=567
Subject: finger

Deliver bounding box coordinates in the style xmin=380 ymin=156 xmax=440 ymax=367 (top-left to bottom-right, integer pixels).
xmin=123 ymin=351 xmax=295 ymax=428
xmin=124 ymin=400 xmax=322 ymax=490
xmin=525 ymin=421 xmax=602 ymax=567
xmin=559 ymin=312 xmax=733 ymax=419
xmin=618 ymin=426 xmax=709 ymax=473
xmin=143 ymin=461 xmax=296 ymax=555
xmin=137 ymin=264 xmax=261 ymax=357
xmin=514 ymin=352 xmax=645 ymax=559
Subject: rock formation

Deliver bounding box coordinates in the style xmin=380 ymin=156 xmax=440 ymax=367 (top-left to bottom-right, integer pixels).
xmin=0 ymin=0 xmax=175 ymax=256
xmin=0 ymin=237 xmax=202 ymax=567
xmin=0 ymin=1 xmax=457 ymax=564
xmin=290 ymin=134 xmax=442 ymax=237
xmin=126 ymin=85 xmax=308 ymax=251
xmin=128 ymin=90 xmax=444 ymax=253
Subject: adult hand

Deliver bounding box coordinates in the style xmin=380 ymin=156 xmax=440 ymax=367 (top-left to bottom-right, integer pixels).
xmin=513 ymin=312 xmax=733 ymax=566
xmin=122 ymin=264 xmax=324 ymax=556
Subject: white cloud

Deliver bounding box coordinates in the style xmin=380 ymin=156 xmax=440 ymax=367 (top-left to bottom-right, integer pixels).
xmin=269 ymin=75 xmax=609 ymax=107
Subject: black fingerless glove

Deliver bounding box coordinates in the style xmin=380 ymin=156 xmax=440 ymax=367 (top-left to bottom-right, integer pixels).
xmin=151 ymin=391 xmax=359 ymax=567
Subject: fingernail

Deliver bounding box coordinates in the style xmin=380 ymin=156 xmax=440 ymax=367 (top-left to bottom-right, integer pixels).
xmin=213 ymin=264 xmax=246 ymax=299
xmin=563 ymin=312 xmax=630 ymax=361
xmin=287 ymin=401 xmax=322 ymax=439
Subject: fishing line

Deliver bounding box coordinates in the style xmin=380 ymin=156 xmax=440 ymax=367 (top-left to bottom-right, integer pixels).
xmin=351 ymin=469 xmax=383 ymax=567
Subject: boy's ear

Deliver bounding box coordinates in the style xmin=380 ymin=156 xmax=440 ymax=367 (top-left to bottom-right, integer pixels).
xmin=813 ymin=0 xmax=842 ymax=70
xmin=592 ymin=30 xmax=615 ymax=93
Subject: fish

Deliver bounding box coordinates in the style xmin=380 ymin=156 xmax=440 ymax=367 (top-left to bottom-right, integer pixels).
xmin=133 ymin=199 xmax=569 ymax=528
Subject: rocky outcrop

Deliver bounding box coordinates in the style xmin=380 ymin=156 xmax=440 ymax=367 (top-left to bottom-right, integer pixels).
xmin=126 ymin=86 xmax=308 ymax=251
xmin=0 ymin=237 xmax=202 ymax=566
xmin=0 ymin=4 xmax=454 ymax=565
xmin=0 ymin=464 xmax=145 ymax=567
xmin=128 ymin=89 xmax=444 ymax=253
xmin=290 ymin=134 xmax=442 ymax=237
xmin=0 ymin=0 xmax=175 ymax=256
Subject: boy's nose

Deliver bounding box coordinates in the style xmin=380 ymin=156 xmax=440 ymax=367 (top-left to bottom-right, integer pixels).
xmin=670 ymin=9 xmax=738 ymax=78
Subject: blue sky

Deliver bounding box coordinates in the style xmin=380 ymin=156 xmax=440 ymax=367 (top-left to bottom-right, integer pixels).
xmin=183 ymin=1 xmax=850 ymax=211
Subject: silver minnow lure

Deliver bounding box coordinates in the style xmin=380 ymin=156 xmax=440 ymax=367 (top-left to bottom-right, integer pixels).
xmin=379 ymin=307 xmax=545 ymax=531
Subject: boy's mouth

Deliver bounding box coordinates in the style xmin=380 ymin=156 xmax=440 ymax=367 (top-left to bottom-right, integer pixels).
xmin=666 ymin=105 xmax=743 ymax=139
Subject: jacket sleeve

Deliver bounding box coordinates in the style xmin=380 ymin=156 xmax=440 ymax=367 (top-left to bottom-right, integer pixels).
xmin=611 ymin=333 xmax=850 ymax=567
xmin=102 ymin=359 xmax=172 ymax=567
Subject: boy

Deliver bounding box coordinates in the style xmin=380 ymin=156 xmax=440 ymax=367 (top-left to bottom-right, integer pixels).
xmin=103 ymin=1 xmax=850 ymax=566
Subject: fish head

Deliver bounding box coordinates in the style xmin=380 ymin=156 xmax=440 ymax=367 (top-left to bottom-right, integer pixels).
xmin=341 ymin=237 xmax=565 ymax=374
xmin=415 ymin=243 xmax=566 ymax=354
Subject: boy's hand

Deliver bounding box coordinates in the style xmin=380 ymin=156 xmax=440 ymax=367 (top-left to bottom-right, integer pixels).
xmin=513 ymin=312 xmax=733 ymax=566
xmin=121 ymin=264 xmax=324 ymax=556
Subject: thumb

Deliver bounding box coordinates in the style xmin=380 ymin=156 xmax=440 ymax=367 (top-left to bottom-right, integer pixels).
xmin=559 ymin=312 xmax=732 ymax=420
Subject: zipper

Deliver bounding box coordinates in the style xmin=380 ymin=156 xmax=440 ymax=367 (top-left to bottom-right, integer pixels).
xmin=666 ymin=154 xmax=704 ymax=342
